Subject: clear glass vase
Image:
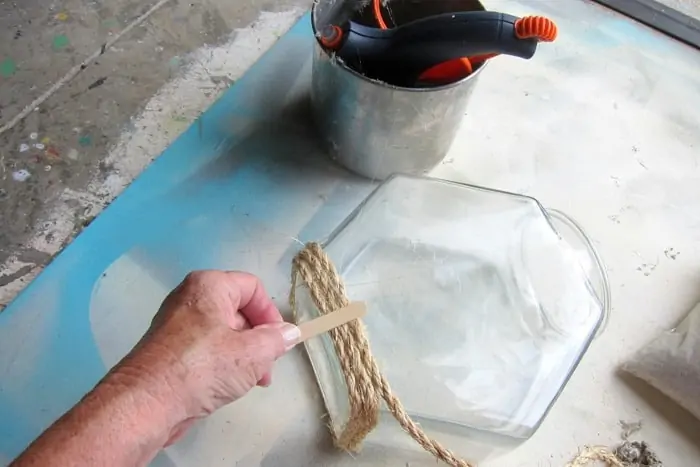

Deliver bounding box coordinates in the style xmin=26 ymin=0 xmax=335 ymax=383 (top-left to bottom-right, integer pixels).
xmin=293 ymin=174 xmax=610 ymax=461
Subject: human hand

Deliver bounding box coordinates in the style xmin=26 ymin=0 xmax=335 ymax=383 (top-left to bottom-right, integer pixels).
xmin=110 ymin=270 xmax=300 ymax=445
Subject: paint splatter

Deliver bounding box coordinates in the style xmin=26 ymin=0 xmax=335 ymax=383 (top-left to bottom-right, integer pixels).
xmin=44 ymin=165 xmax=52 ymax=172
xmin=34 ymin=143 xmax=45 ymax=150
xmin=55 ymin=12 xmax=69 ymax=21
xmin=78 ymin=135 xmax=92 ymax=147
xmin=41 ymin=137 xmax=51 ymax=145
xmin=45 ymin=146 xmax=61 ymax=159
xmin=12 ymin=170 xmax=31 ymax=182
xmin=67 ymin=148 xmax=79 ymax=160
xmin=0 ymin=58 xmax=16 ymax=78
xmin=29 ymin=132 xmax=38 ymax=140
xmin=19 ymin=143 xmax=29 ymax=152
xmin=52 ymin=35 xmax=70 ymax=50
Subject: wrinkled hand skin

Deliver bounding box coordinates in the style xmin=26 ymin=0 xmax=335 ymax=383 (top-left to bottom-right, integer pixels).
xmin=11 ymin=271 xmax=299 ymax=467
xmin=136 ymin=270 xmax=293 ymax=443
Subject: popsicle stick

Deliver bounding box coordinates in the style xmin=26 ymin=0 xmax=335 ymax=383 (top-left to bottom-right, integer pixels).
xmin=298 ymin=301 xmax=367 ymax=342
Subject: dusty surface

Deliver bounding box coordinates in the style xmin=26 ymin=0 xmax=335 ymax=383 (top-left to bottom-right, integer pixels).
xmin=656 ymin=0 xmax=700 ymax=19
xmin=615 ymin=441 xmax=662 ymax=466
xmin=0 ymin=0 xmax=307 ymax=309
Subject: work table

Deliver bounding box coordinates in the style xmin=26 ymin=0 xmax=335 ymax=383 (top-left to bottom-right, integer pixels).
xmin=1 ymin=1 xmax=699 ymax=465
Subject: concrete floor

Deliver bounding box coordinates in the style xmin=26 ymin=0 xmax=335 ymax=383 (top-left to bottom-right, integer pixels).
xmin=0 ymin=0 xmax=308 ymax=308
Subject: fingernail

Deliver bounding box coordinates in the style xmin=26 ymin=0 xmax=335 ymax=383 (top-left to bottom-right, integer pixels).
xmin=279 ymin=323 xmax=301 ymax=349
xmin=263 ymin=322 xmax=301 ymax=350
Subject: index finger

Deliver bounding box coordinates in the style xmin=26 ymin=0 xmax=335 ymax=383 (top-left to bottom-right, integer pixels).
xmin=224 ymin=271 xmax=283 ymax=326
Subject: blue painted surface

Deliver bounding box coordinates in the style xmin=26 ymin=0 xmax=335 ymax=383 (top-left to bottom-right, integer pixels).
xmin=0 ymin=14 xmax=375 ymax=461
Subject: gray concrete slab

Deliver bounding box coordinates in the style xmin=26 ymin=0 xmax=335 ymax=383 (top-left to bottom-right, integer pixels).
xmin=0 ymin=0 xmax=307 ymax=308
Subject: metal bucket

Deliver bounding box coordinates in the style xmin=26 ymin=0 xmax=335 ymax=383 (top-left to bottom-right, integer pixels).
xmin=311 ymin=0 xmax=486 ymax=180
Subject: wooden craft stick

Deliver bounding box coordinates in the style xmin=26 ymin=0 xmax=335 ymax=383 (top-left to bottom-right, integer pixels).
xmin=298 ymin=301 xmax=367 ymax=342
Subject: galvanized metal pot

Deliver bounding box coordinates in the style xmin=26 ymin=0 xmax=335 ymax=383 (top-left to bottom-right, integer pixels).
xmin=310 ymin=0 xmax=486 ymax=180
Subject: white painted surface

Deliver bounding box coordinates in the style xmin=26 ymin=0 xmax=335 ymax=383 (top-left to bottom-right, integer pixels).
xmin=432 ymin=2 xmax=700 ymax=464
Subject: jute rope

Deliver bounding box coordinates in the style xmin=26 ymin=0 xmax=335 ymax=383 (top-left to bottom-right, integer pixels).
xmin=565 ymin=446 xmax=625 ymax=467
xmin=290 ymin=242 xmax=474 ymax=467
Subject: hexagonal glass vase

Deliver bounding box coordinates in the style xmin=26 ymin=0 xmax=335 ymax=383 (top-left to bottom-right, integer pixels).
xmin=293 ymin=175 xmax=609 ymax=460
